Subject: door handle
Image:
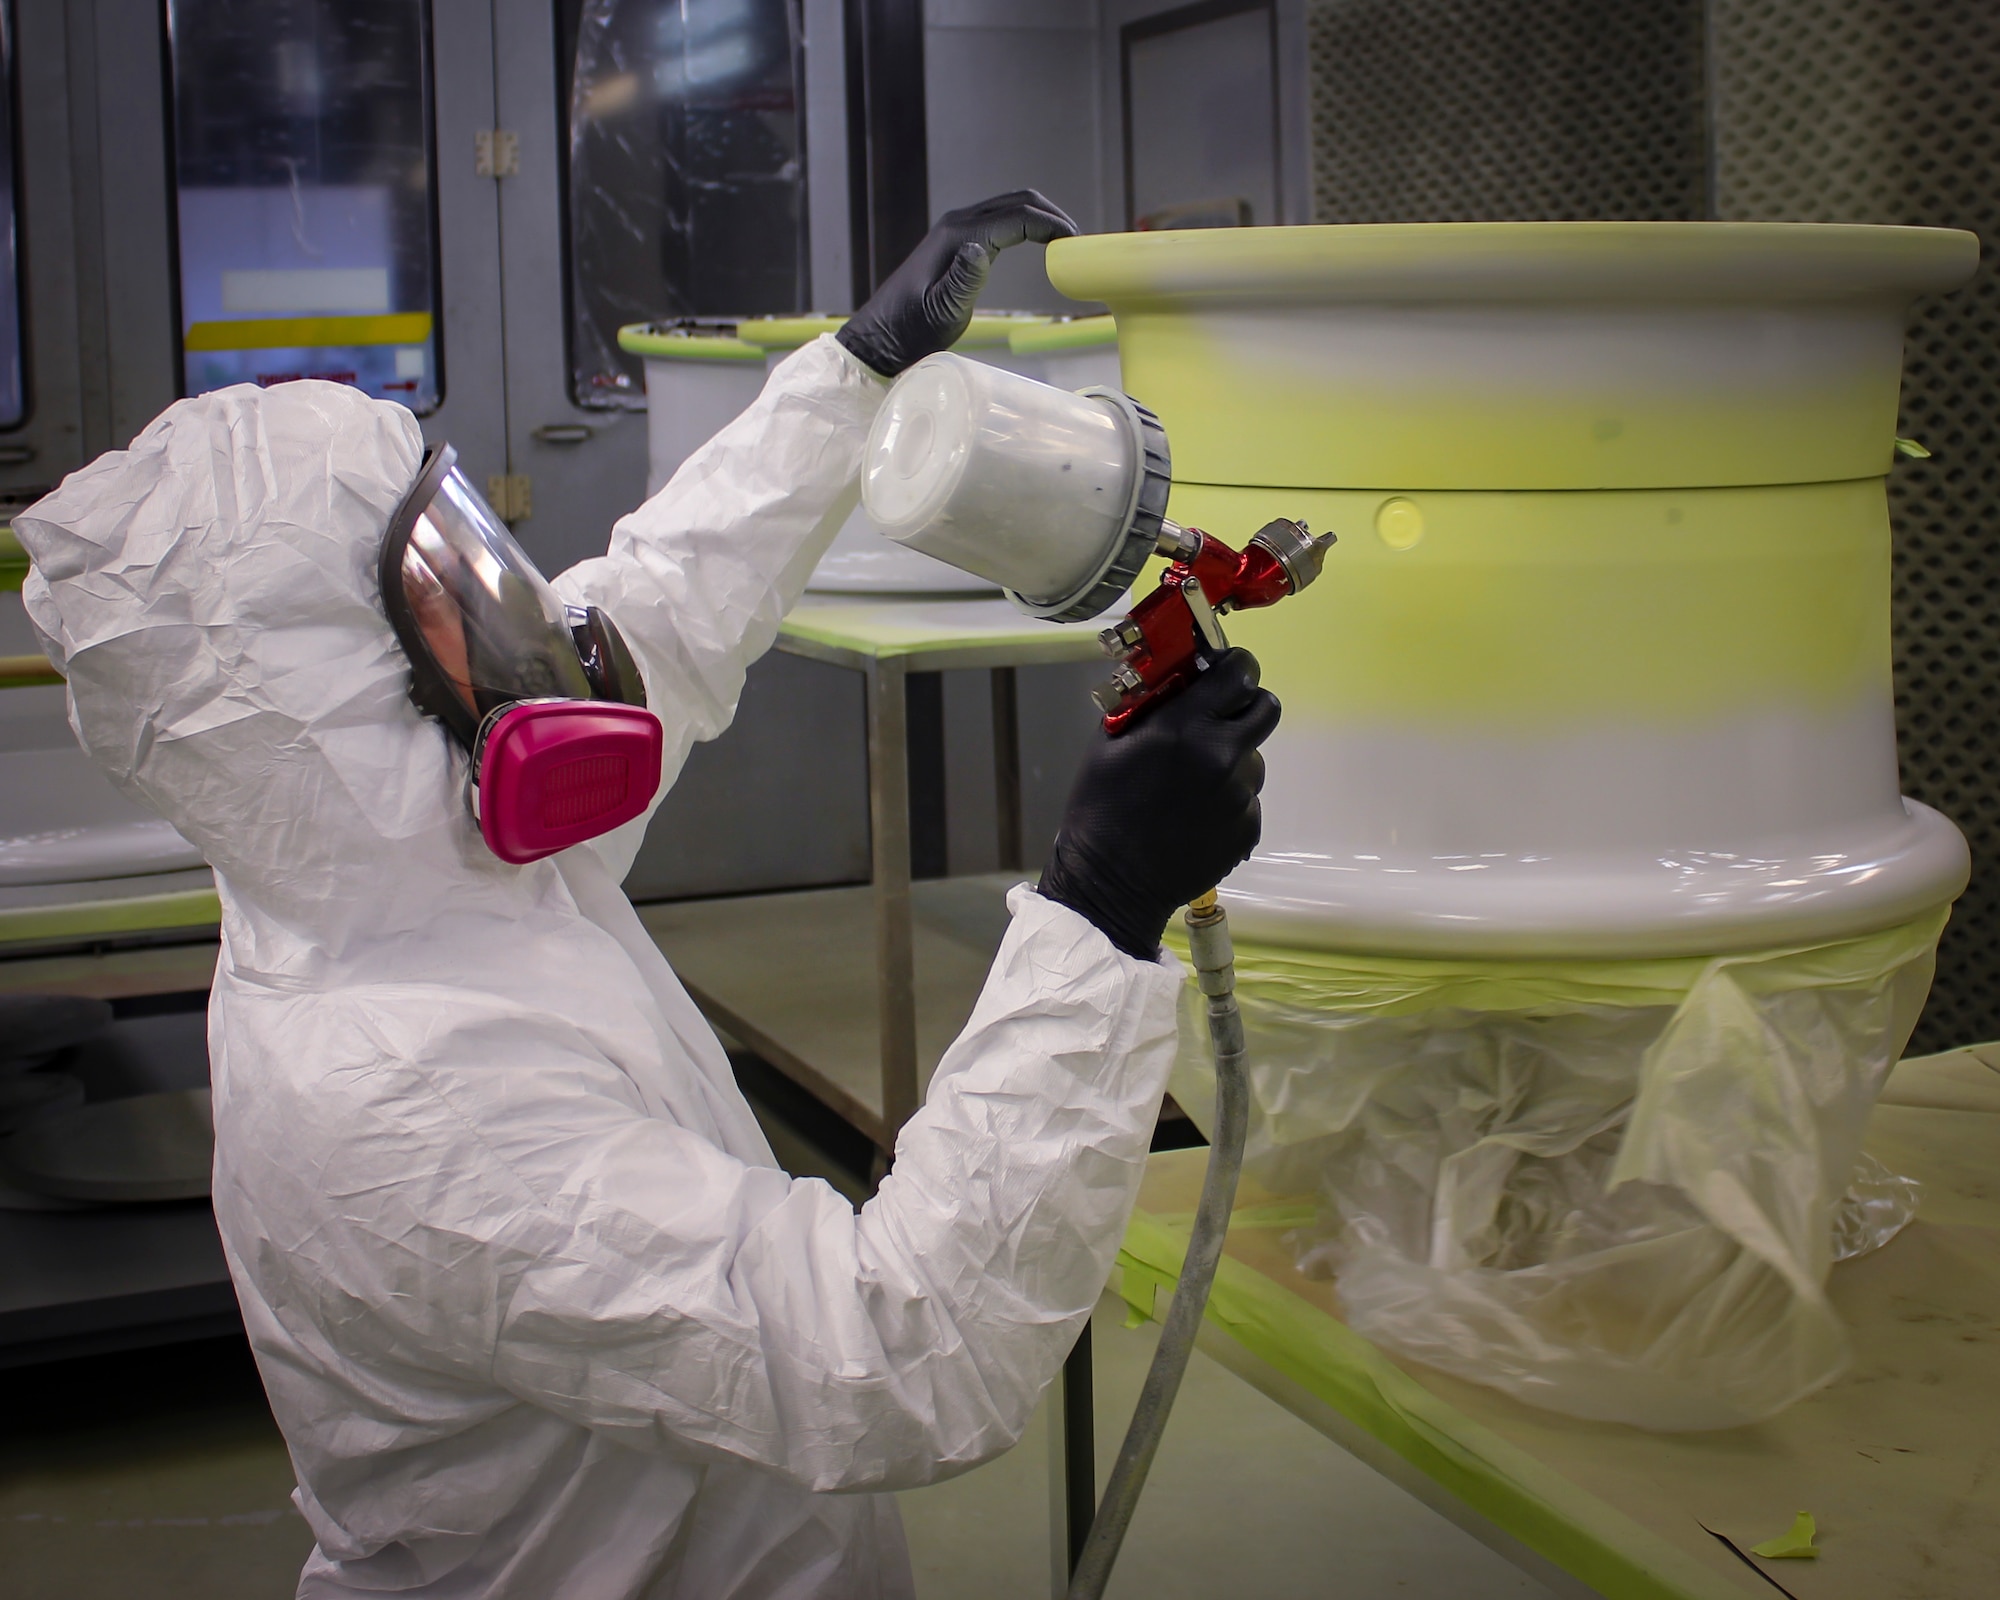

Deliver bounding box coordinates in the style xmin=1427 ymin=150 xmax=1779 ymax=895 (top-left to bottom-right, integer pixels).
xmin=532 ymin=424 xmax=594 ymax=446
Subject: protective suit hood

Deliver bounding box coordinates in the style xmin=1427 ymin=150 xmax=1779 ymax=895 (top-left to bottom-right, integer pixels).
xmin=16 ymin=382 xmax=559 ymax=976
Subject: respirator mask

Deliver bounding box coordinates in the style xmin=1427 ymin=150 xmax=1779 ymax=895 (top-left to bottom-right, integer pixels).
xmin=380 ymin=445 xmax=664 ymax=864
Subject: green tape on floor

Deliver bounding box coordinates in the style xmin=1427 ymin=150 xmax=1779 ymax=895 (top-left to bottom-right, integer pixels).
xmin=1116 ymin=1211 xmax=1746 ymax=1600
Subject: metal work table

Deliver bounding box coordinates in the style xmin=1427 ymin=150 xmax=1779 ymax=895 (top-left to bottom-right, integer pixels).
xmin=3 ymin=525 xmax=222 ymax=955
xmin=647 ymin=596 xmax=1106 ymax=1148
xmin=1 ymin=530 xmax=235 ymax=1363
xmin=0 ymin=1202 xmax=236 ymax=1369
xmin=0 ymin=990 xmax=231 ymax=1367
xmin=1107 ymin=1046 xmax=2000 ymax=1600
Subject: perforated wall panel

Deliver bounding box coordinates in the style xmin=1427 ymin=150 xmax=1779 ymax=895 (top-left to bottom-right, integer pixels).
xmin=1305 ymin=0 xmax=1707 ymax=222
xmin=1305 ymin=0 xmax=1999 ymax=1049
xmin=1711 ymin=0 xmax=1999 ymax=1052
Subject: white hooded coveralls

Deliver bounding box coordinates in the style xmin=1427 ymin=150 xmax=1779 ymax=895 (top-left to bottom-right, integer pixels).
xmin=16 ymin=337 xmax=1183 ymax=1599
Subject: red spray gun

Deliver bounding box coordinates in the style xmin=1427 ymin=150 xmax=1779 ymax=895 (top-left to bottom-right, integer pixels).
xmin=1092 ymin=517 xmax=1335 ymax=731
xmin=856 ymin=352 xmax=1334 ymax=730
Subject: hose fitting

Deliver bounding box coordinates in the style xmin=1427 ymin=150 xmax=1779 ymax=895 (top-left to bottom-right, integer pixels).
xmin=1184 ymin=891 xmax=1236 ymax=998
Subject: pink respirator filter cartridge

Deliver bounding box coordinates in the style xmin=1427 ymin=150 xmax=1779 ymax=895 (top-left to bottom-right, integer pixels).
xmin=476 ymin=701 xmax=664 ymax=864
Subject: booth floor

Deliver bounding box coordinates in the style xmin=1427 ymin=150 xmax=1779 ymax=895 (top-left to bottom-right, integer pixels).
xmin=0 ymin=1295 xmax=1549 ymax=1600
xmin=1119 ymin=1046 xmax=2000 ymax=1600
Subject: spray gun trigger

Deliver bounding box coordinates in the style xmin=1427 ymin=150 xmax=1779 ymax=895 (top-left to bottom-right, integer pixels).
xmin=1181 ymin=574 xmax=1230 ymax=654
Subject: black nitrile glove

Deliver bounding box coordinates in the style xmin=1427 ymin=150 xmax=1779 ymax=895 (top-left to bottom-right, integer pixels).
xmin=835 ymin=189 xmax=1080 ymax=378
xmin=1038 ymin=650 xmax=1281 ymax=961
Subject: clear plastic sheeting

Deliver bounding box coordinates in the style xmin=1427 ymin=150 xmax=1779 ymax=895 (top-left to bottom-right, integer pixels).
xmin=566 ymin=0 xmax=808 ymax=408
xmin=1165 ymin=910 xmax=1947 ymax=1430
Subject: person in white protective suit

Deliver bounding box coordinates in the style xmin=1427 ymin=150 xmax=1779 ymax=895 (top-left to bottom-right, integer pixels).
xmin=15 ymin=191 xmax=1280 ymax=1600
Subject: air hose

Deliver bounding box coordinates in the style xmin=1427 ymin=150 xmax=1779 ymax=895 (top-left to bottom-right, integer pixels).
xmin=1067 ymin=889 xmax=1248 ymax=1600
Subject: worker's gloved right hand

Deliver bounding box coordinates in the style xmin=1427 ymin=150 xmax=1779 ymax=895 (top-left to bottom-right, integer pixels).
xmin=836 ymin=190 xmax=1080 ymax=379
xmin=1037 ymin=649 xmax=1280 ymax=961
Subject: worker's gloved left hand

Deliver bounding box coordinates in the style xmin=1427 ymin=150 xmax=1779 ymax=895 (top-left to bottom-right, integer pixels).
xmin=1037 ymin=649 xmax=1281 ymax=961
xmin=836 ymin=190 xmax=1080 ymax=379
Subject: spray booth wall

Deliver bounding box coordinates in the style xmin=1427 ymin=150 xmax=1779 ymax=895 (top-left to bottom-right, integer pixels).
xmin=1302 ymin=0 xmax=1999 ymax=1053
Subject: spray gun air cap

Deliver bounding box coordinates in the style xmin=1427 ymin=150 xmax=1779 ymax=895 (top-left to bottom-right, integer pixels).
xmin=1249 ymin=517 xmax=1337 ymax=593
xmin=861 ymin=352 xmax=1172 ymax=622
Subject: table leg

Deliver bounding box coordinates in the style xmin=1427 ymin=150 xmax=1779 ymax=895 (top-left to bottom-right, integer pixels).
xmin=867 ymin=655 xmax=919 ymax=1143
xmin=991 ymin=665 xmax=1024 ymax=873
xmin=1060 ymin=1322 xmax=1096 ymax=1583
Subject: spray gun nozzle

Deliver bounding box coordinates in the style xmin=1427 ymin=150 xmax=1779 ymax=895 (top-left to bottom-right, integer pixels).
xmin=1250 ymin=518 xmax=1338 ymax=594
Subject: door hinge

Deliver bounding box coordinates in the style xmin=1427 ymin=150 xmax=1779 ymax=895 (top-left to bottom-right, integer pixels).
xmin=487 ymin=473 xmax=532 ymax=522
xmin=475 ymin=129 xmax=520 ymax=178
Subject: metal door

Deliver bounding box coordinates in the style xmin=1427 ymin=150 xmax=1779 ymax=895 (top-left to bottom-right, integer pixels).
xmin=156 ymin=0 xmax=510 ymax=491
xmin=489 ymin=0 xmax=815 ymax=578
xmin=490 ymin=0 xmax=870 ymax=903
xmin=0 ymin=0 xmax=175 ymax=511
xmin=419 ymin=0 xmax=512 ymax=487
xmin=487 ymin=0 xmax=647 ymax=577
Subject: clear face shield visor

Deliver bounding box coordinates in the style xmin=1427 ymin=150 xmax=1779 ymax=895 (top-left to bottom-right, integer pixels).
xmin=380 ymin=446 xmax=663 ymax=863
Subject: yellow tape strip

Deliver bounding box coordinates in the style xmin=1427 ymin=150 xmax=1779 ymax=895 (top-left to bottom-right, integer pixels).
xmin=184 ymin=312 xmax=433 ymax=352
xmin=1749 ymin=1512 xmax=1818 ymax=1560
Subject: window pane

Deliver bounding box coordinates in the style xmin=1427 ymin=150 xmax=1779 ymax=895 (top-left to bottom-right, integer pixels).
xmin=567 ymin=0 xmax=808 ymax=409
xmin=0 ymin=2 xmax=25 ymax=429
xmin=165 ymin=0 xmax=442 ymax=413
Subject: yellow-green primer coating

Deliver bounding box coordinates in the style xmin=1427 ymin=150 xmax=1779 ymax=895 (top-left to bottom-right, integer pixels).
xmin=1008 ymin=314 xmax=1117 ymax=355
xmin=1104 ymin=304 xmax=1903 ymax=491
xmin=731 ymin=312 xmax=1053 ymax=351
xmin=616 ymin=323 xmax=765 ymax=363
xmin=1048 ymin=220 xmax=1973 ymax=306
xmin=1167 ymin=479 xmax=1889 ymax=726
xmin=1049 ymin=223 xmax=1978 ymax=492
xmin=1042 ymin=227 xmax=1975 ymax=780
